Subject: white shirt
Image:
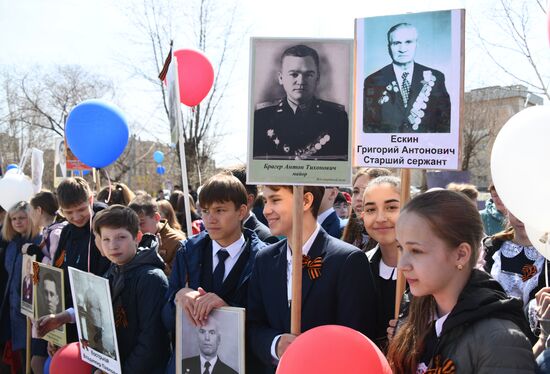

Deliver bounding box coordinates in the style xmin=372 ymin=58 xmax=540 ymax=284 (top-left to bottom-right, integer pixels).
xmin=270 ymin=224 xmax=321 ymax=361
xmin=392 ymin=63 xmax=413 ymax=91
xmin=212 ymin=235 xmax=245 ymax=281
xmin=379 ymin=258 xmax=398 ymax=281
xmin=199 ymin=355 xmax=218 ymax=373
xmin=316 ymin=207 xmax=334 ymax=225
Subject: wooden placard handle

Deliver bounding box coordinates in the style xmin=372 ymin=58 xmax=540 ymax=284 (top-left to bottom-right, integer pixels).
xmin=395 ymin=169 xmax=411 ymax=319
xmin=290 ymin=186 xmax=304 ymax=335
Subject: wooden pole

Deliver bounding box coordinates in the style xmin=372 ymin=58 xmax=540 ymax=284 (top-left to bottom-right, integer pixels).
xmin=25 ymin=317 xmax=31 ymax=374
xmin=395 ymin=169 xmax=411 ymax=318
xmin=290 ymin=186 xmax=304 ymax=335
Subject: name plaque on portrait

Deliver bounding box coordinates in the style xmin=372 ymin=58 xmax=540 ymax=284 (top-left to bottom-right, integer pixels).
xmin=34 ymin=261 xmax=67 ymax=346
xmin=247 ymin=37 xmax=353 ymax=186
xmin=68 ymin=267 xmax=122 ymax=374
xmin=176 ymin=306 xmax=245 ymax=374
xmin=354 ymin=9 xmax=465 ymax=170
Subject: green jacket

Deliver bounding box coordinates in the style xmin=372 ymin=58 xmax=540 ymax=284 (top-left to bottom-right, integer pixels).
xmin=480 ymin=199 xmax=507 ymax=236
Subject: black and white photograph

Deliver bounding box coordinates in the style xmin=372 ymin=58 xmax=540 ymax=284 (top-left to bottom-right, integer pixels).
xmin=251 ymin=39 xmax=351 ymax=162
xmin=53 ymin=138 xmax=67 ymax=188
xmin=248 ymin=38 xmax=353 ymax=186
xmin=20 ymin=254 xmax=35 ymax=318
xmin=176 ymin=307 xmax=245 ymax=374
xmin=34 ymin=262 xmax=66 ymax=346
xmin=354 ymin=9 xmax=464 ymax=169
xmin=69 ymin=267 xmax=121 ymax=374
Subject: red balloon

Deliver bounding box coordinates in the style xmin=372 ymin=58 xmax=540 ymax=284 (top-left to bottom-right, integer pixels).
xmin=50 ymin=343 xmax=92 ymax=374
xmin=277 ymin=325 xmax=392 ymax=374
xmin=174 ymin=49 xmax=214 ymax=107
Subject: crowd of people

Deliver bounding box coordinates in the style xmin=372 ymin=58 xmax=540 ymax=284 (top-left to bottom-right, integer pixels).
xmin=0 ymin=166 xmax=549 ymax=373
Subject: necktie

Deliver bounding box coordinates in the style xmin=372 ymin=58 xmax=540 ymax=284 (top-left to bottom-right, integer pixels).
xmin=401 ymin=71 xmax=410 ymax=107
xmin=213 ymin=249 xmax=229 ymax=293
xmin=203 ymin=361 xmax=211 ymax=374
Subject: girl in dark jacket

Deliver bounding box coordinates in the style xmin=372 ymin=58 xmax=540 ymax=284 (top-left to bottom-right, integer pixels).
xmin=362 ymin=176 xmax=402 ymax=351
xmin=0 ymin=201 xmax=41 ymax=373
xmin=388 ymin=190 xmax=536 ymax=374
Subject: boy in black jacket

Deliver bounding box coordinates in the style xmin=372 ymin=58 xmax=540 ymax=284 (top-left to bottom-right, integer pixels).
xmin=37 ymin=177 xmax=111 ymax=345
xmin=93 ymin=205 xmax=170 ymax=373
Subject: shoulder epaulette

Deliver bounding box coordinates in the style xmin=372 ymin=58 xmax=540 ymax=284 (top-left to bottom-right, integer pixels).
xmin=256 ymin=99 xmax=283 ymax=110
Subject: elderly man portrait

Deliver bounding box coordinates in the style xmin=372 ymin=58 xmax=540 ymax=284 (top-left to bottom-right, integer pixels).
xmin=363 ymin=22 xmax=450 ymax=133
xmin=253 ymin=44 xmax=349 ymax=161
xmin=182 ymin=318 xmax=237 ymax=374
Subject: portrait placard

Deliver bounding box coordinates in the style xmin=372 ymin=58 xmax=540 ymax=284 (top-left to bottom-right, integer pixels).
xmin=34 ymin=262 xmax=66 ymax=346
xmin=20 ymin=254 xmax=35 ymax=318
xmin=248 ymin=38 xmax=353 ymax=186
xmin=68 ymin=267 xmax=121 ymax=374
xmin=354 ymin=9 xmax=464 ymax=170
xmin=176 ymin=306 xmax=245 ymax=374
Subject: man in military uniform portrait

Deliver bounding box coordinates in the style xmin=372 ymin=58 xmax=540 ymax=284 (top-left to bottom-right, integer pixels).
xmin=253 ymin=44 xmax=349 ymax=161
xmin=363 ymin=22 xmax=451 ymax=133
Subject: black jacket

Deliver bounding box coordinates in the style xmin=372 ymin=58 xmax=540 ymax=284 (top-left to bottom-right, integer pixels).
xmin=243 ymin=213 xmax=278 ymax=244
xmin=105 ymin=235 xmax=170 ymax=374
xmin=53 ymin=202 xmax=111 ymax=342
xmin=425 ymin=269 xmax=536 ymax=372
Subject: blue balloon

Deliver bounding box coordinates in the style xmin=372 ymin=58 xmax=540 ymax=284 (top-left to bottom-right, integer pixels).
xmin=6 ymin=164 xmax=18 ymax=171
xmin=65 ymin=100 xmax=129 ymax=168
xmin=44 ymin=356 xmax=51 ymax=374
xmin=153 ymin=150 xmax=165 ymax=163
xmin=156 ymin=165 xmax=165 ymax=175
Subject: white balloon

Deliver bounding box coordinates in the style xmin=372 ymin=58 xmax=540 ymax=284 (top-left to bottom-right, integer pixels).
xmin=0 ymin=173 xmax=34 ymax=211
xmin=491 ymin=106 xmax=550 ymax=231
xmin=5 ymin=168 xmax=19 ymax=175
xmin=525 ymin=223 xmax=550 ymax=261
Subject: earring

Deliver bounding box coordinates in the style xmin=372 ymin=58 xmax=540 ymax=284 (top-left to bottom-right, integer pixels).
xmin=457 ymin=264 xmax=463 ymax=270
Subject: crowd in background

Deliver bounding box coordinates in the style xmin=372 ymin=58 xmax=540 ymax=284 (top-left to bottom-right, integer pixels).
xmin=0 ymin=165 xmax=549 ymax=374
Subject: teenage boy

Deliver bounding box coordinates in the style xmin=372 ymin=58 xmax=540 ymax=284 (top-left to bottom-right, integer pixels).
xmin=247 ymin=185 xmax=377 ymax=374
xmin=162 ymin=173 xmax=267 ymax=373
xmin=228 ymin=166 xmax=279 ymax=244
xmin=93 ymin=205 xmax=170 ymax=373
xmin=37 ymin=177 xmax=111 ymax=343
xmin=129 ymin=195 xmax=185 ymax=275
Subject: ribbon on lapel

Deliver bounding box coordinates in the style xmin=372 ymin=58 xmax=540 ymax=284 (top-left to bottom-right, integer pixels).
xmin=302 ymin=254 xmax=322 ymax=280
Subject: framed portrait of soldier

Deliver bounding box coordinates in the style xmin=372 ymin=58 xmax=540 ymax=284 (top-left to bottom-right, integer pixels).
xmin=34 ymin=262 xmax=66 ymax=346
xmin=20 ymin=254 xmax=35 ymax=318
xmin=68 ymin=267 xmax=121 ymax=374
xmin=176 ymin=306 xmax=245 ymax=374
xmin=354 ymin=9 xmax=464 ymax=170
xmin=247 ymin=38 xmax=353 ymax=186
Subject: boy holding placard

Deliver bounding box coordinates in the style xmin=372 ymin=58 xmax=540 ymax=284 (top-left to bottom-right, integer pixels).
xmin=93 ymin=205 xmax=170 ymax=373
xmin=37 ymin=177 xmax=111 ymax=345
xmin=247 ymin=185 xmax=377 ymax=373
xmin=162 ymin=173 xmax=267 ymax=373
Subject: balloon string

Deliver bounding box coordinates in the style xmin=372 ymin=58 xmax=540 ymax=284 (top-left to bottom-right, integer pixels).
xmin=104 ymin=169 xmax=112 ymax=204
xmin=546 ymin=259 xmax=548 ymax=288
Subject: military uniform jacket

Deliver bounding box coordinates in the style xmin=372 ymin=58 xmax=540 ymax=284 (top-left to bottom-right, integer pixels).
xmin=253 ymin=97 xmax=349 ymax=161
xmin=363 ymin=63 xmax=450 ymax=133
